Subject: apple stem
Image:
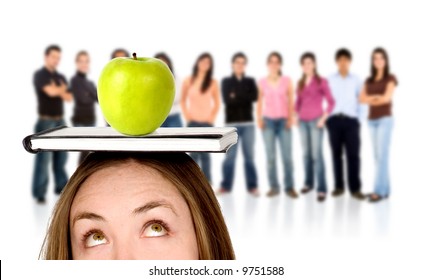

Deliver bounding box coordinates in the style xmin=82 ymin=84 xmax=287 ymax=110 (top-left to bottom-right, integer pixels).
xmin=133 ymin=53 xmax=137 ymax=60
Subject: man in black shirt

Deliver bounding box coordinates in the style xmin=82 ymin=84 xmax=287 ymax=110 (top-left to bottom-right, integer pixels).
xmin=32 ymin=45 xmax=72 ymax=203
xmin=217 ymin=53 xmax=259 ymax=196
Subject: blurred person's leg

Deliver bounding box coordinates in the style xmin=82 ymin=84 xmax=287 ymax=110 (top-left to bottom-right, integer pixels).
xmin=345 ymin=117 xmax=362 ymax=194
xmin=326 ymin=116 xmax=345 ymax=191
xmin=373 ymin=117 xmax=393 ymax=197
xmin=299 ymin=121 xmax=314 ymax=189
xmin=221 ymin=130 xmax=239 ymax=191
xmin=31 ymin=119 xmax=55 ymax=201
xmin=161 ymin=113 xmax=183 ymax=127
xmin=52 ymin=119 xmax=68 ymax=194
xmin=310 ymin=119 xmax=327 ymax=193
xmin=241 ymin=125 xmax=258 ymax=191
xmin=200 ymin=122 xmax=213 ymax=183
xmin=187 ymin=121 xmax=201 ymax=172
xmin=263 ymin=118 xmax=280 ymax=192
xmin=279 ymin=120 xmax=294 ymax=191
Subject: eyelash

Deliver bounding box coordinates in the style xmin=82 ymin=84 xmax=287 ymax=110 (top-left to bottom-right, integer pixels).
xmin=81 ymin=219 xmax=171 ymax=243
xmin=82 ymin=228 xmax=102 ymax=243
xmin=141 ymin=219 xmax=171 ymax=236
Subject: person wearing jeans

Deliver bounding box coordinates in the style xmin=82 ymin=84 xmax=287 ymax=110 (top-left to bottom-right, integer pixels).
xmin=257 ymin=52 xmax=298 ymax=198
xmin=181 ymin=53 xmax=220 ymax=184
xmin=155 ymin=52 xmax=183 ymax=128
xmin=359 ymin=47 xmax=397 ymax=203
xmin=218 ymin=52 xmax=258 ymax=196
xmin=295 ymin=52 xmax=335 ymax=202
xmin=32 ymin=119 xmax=68 ymax=201
xmin=327 ymin=48 xmax=366 ymax=200
xmin=70 ymin=50 xmax=98 ymax=164
xmin=32 ymin=45 xmax=73 ymax=203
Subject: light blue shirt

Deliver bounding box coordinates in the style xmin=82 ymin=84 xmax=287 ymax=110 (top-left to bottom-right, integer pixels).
xmin=328 ymin=72 xmax=367 ymax=120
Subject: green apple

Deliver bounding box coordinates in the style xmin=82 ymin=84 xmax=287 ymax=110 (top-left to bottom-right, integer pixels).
xmin=98 ymin=53 xmax=175 ymax=135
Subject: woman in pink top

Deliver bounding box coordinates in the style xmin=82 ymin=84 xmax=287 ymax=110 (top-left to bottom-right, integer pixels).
xmin=181 ymin=53 xmax=220 ymax=183
xmin=257 ymin=52 xmax=298 ymax=198
xmin=295 ymin=52 xmax=335 ymax=202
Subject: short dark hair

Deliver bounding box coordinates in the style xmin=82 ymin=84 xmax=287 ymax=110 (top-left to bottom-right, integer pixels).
xmin=111 ymin=48 xmax=130 ymax=59
xmin=75 ymin=50 xmax=89 ymax=62
xmin=231 ymin=52 xmax=247 ymax=63
xmin=335 ymin=48 xmax=352 ymax=61
xmin=45 ymin=45 xmax=61 ymax=56
xmin=154 ymin=52 xmax=174 ymax=75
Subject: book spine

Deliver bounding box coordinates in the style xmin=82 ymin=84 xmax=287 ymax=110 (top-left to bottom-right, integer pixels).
xmin=22 ymin=125 xmax=68 ymax=154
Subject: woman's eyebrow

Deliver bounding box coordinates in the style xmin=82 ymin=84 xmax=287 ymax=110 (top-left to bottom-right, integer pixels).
xmin=132 ymin=200 xmax=178 ymax=217
xmin=72 ymin=212 xmax=106 ymax=227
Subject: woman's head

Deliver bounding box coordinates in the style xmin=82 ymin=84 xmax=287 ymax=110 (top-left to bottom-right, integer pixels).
xmin=298 ymin=52 xmax=321 ymax=91
xmin=155 ymin=52 xmax=174 ymax=75
xmin=370 ymin=47 xmax=390 ymax=81
xmin=41 ymin=152 xmax=235 ymax=260
xmin=75 ymin=51 xmax=90 ymax=74
xmin=192 ymin=52 xmax=213 ymax=93
xmin=300 ymin=52 xmax=317 ymax=76
xmin=267 ymin=51 xmax=283 ymax=76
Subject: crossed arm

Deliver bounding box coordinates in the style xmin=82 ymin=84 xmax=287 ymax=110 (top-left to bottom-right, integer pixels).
xmin=42 ymin=80 xmax=73 ymax=102
xmin=359 ymin=81 xmax=396 ymax=106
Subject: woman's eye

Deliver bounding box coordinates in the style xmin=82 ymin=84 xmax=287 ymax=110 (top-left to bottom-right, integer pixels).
xmin=143 ymin=223 xmax=168 ymax=237
xmin=85 ymin=231 xmax=108 ymax=248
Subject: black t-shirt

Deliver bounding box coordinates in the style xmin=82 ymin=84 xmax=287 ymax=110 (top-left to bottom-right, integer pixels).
xmin=221 ymin=74 xmax=258 ymax=123
xmin=70 ymin=71 xmax=98 ymax=124
xmin=33 ymin=67 xmax=67 ymax=116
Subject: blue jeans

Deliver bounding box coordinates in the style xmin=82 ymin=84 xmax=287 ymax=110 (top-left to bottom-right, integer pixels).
xmin=32 ymin=118 xmax=68 ymax=199
xmin=368 ymin=116 xmax=393 ymax=197
xmin=188 ymin=121 xmax=212 ymax=183
xmin=221 ymin=124 xmax=258 ymax=191
xmin=161 ymin=113 xmax=183 ymax=127
xmin=299 ymin=119 xmax=327 ymax=193
xmin=262 ymin=118 xmax=294 ymax=191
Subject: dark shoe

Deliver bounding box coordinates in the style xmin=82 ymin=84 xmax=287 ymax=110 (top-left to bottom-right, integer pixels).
xmin=285 ymin=189 xmax=299 ymax=199
xmin=54 ymin=189 xmax=63 ymax=195
xmin=301 ymin=186 xmax=313 ymax=194
xmin=317 ymin=192 xmax=326 ymax=202
xmin=36 ymin=197 xmax=46 ymax=204
xmin=351 ymin=192 xmax=366 ymax=200
xmin=248 ymin=188 xmax=260 ymax=197
xmin=331 ymin=189 xmax=345 ymax=197
xmin=266 ymin=189 xmax=280 ymax=197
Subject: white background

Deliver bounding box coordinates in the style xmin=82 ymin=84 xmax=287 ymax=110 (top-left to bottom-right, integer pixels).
xmin=1 ymin=0 xmax=432 ymax=279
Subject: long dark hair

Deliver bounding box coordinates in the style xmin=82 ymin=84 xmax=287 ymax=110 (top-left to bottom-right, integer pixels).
xmin=267 ymin=51 xmax=283 ymax=76
xmin=298 ymin=52 xmax=321 ymax=91
xmin=155 ymin=52 xmax=174 ymax=76
xmin=367 ymin=47 xmax=390 ymax=83
xmin=192 ymin=52 xmax=213 ymax=93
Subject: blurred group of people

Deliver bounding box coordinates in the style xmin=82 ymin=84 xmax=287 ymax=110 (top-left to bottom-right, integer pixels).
xmin=31 ymin=45 xmax=397 ymax=205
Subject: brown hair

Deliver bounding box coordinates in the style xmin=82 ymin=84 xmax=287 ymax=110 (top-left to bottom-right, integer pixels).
xmin=41 ymin=152 xmax=235 ymax=260
xmin=267 ymin=51 xmax=283 ymax=76
xmin=75 ymin=50 xmax=89 ymax=62
xmin=298 ymin=52 xmax=321 ymax=92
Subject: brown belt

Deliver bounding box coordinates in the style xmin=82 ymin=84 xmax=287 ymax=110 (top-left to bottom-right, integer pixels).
xmin=39 ymin=115 xmax=63 ymax=121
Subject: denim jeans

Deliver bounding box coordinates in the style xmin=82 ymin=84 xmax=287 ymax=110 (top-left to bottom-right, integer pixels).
xmin=32 ymin=118 xmax=68 ymax=199
xmin=368 ymin=116 xmax=393 ymax=197
xmin=187 ymin=121 xmax=212 ymax=183
xmin=299 ymin=119 xmax=327 ymax=193
xmin=221 ymin=124 xmax=257 ymax=191
xmin=262 ymin=118 xmax=294 ymax=191
xmin=161 ymin=113 xmax=183 ymax=127
xmin=73 ymin=121 xmax=95 ymax=164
